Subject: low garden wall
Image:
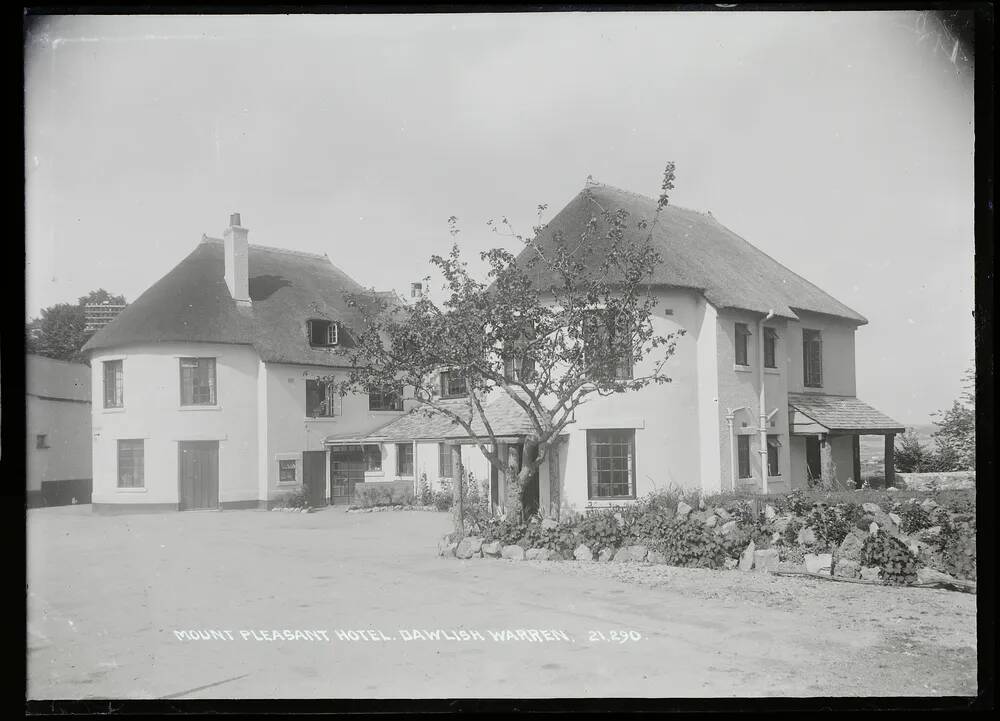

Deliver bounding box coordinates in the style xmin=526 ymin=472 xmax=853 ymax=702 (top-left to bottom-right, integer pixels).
xmin=438 ymin=487 xmax=976 ymax=590
xmin=895 ymin=472 xmax=975 ymax=491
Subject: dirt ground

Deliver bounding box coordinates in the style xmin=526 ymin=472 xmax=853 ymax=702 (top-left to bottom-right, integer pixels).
xmin=27 ymin=505 xmax=977 ymax=699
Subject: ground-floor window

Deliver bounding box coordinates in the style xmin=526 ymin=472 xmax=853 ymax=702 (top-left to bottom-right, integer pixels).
xmin=117 ymin=439 xmax=145 ymax=488
xmin=767 ymin=435 xmax=781 ymax=476
xmin=364 ymin=445 xmax=382 ymax=472
xmin=438 ymin=442 xmax=453 ymax=479
xmin=278 ymin=459 xmax=297 ymax=484
xmin=586 ymin=429 xmax=636 ymax=500
xmin=396 ymin=443 xmax=414 ymax=477
xmin=737 ymin=435 xmax=752 ymax=479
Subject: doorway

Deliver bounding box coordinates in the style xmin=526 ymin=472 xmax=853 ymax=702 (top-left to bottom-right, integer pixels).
xmin=178 ymin=441 xmax=219 ymax=510
xmin=330 ymin=445 xmax=365 ymax=505
xmin=302 ymin=450 xmax=328 ymax=507
xmin=805 ymin=436 xmax=821 ymax=484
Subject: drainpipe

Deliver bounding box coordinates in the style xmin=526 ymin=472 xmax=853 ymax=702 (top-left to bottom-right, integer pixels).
xmin=725 ymin=407 xmax=747 ymax=492
xmin=758 ymin=309 xmax=775 ymax=494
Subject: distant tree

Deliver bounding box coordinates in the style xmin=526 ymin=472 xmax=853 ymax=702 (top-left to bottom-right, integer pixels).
xmin=25 ymin=288 xmax=127 ymax=363
xmin=928 ymin=367 xmax=975 ymax=472
xmin=894 ymin=429 xmax=932 ymax=473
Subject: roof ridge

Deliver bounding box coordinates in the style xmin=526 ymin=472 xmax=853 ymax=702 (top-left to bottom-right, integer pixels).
xmin=200 ymin=235 xmax=327 ymax=260
xmin=582 ymin=182 xmax=708 ymax=218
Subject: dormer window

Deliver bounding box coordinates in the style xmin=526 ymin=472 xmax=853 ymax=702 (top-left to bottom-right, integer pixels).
xmin=439 ymin=370 xmax=468 ymax=399
xmin=308 ymin=319 xmax=339 ymax=347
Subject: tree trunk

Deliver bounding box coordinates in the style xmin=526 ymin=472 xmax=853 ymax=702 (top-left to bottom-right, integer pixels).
xmin=547 ymin=439 xmax=561 ymax=520
xmin=820 ymin=435 xmax=837 ymax=491
xmin=884 ymin=434 xmax=896 ymax=488
xmin=505 ymin=443 xmax=522 ymax=520
xmin=451 ymin=444 xmax=465 ymax=540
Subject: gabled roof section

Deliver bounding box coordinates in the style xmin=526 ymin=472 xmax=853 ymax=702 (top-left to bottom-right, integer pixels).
xmin=517 ymin=184 xmax=867 ymax=324
xmin=788 ymin=393 xmax=904 ymax=433
xmin=82 ymin=238 xmax=371 ymax=367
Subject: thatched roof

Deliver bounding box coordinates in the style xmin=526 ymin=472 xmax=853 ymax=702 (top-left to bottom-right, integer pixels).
xmin=517 ymin=184 xmax=867 ymax=324
xmin=81 ymin=238 xmax=370 ymax=367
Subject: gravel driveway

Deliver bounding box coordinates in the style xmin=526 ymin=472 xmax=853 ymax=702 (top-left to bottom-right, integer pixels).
xmin=27 ymin=505 xmax=977 ymax=699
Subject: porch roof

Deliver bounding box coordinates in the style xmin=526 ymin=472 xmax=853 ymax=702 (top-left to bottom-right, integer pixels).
xmin=788 ymin=393 xmax=905 ymax=434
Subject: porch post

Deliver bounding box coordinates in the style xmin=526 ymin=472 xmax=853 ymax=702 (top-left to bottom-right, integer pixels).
xmin=819 ymin=434 xmax=836 ymax=490
xmin=884 ymin=434 xmax=896 ymax=488
xmin=852 ymin=435 xmax=861 ymax=489
xmin=507 ymin=443 xmax=522 ymax=517
xmin=450 ymin=443 xmax=465 ymax=540
xmin=547 ymin=438 xmax=561 ymax=521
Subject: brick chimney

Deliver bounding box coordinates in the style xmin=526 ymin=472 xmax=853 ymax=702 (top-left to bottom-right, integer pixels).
xmin=223 ymin=212 xmax=250 ymax=305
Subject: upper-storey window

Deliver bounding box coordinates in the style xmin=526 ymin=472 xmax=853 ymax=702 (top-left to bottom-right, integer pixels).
xmin=802 ymin=329 xmax=823 ymax=388
xmin=369 ymin=386 xmax=403 ymax=411
xmin=763 ymin=327 xmax=778 ymax=369
xmin=179 ymin=358 xmax=217 ymax=405
xmin=583 ymin=309 xmax=633 ymax=380
xmin=308 ymin=319 xmax=339 ymax=347
xmin=440 ymin=370 xmax=467 ymax=399
xmin=306 ymin=379 xmax=339 ymax=417
xmin=734 ymin=323 xmax=751 ymax=367
xmin=103 ymin=359 xmax=123 ymax=408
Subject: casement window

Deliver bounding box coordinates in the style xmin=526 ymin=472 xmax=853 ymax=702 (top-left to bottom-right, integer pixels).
xmin=586 ymin=429 xmax=636 ymax=500
xmin=278 ymin=459 xmax=297 ymax=484
xmin=179 ymin=358 xmax=217 ymax=405
xmin=396 ymin=443 xmax=414 ymax=476
xmin=503 ymin=354 xmax=537 ymax=383
xmin=439 ymin=370 xmax=468 ymax=399
xmin=767 ymin=435 xmax=781 ymax=477
xmin=734 ymin=323 xmax=751 ymax=367
xmin=763 ymin=328 xmax=778 ymax=369
xmin=582 ymin=310 xmax=633 ymax=380
xmin=305 ymin=379 xmax=339 ymax=417
xmin=438 ymin=442 xmax=454 ymax=479
xmin=364 ymin=445 xmax=382 ymax=472
xmin=307 ymin=319 xmax=339 ymax=347
xmin=36 ymin=434 xmax=49 ymax=449
xmin=117 ymin=439 xmax=144 ymax=489
xmin=368 ymin=386 xmax=403 ymax=411
xmin=803 ymin=329 xmax=823 ymax=388
xmin=737 ymin=435 xmax=752 ymax=479
xmin=103 ymin=359 xmax=123 ymax=408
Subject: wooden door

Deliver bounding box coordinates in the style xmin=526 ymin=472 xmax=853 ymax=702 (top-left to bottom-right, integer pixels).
xmin=330 ymin=446 xmax=365 ymax=505
xmin=179 ymin=441 xmax=219 ymax=510
xmin=302 ymin=450 xmax=328 ymax=507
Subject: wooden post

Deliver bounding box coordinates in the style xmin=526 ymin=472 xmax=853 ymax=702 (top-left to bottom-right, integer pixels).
xmin=547 ymin=440 xmax=561 ymax=521
xmin=884 ymin=434 xmax=896 ymax=488
xmin=852 ymin=435 xmax=861 ymax=489
xmin=450 ymin=443 xmax=465 ymax=541
xmin=820 ymin=434 xmax=836 ymax=490
xmin=507 ymin=443 xmax=522 ymax=519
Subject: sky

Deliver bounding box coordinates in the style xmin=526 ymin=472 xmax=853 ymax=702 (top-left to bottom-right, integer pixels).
xmin=24 ymin=11 xmax=975 ymax=426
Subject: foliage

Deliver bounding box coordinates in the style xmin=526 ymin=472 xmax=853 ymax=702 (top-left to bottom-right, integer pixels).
xmin=520 ymin=519 xmax=579 ymax=554
xmin=433 ymin=490 xmax=453 ymax=512
xmin=860 ymin=531 xmax=919 ymax=585
xmin=354 ymin=483 xmax=415 ymax=508
xmin=898 ymin=504 xmax=933 ymax=535
xmin=804 ymin=506 xmax=854 ymax=549
xmin=481 ymin=517 xmax=529 ymax=546
xmin=649 ymin=518 xmax=727 ymax=569
xmin=934 ymin=515 xmax=976 ymax=581
xmin=275 ymin=489 xmax=310 ymax=509
xmin=924 ymin=367 xmax=975 ymax=472
xmin=894 ymin=430 xmax=934 ymax=473
xmin=26 ymin=289 xmax=127 ymax=362
xmin=417 ymin=473 xmax=433 ymax=506
xmin=329 ymin=165 xmax=684 ymax=520
xmin=781 ymin=518 xmax=803 ymax=547
xmin=576 ymin=511 xmax=625 ymax=553
xmin=773 ymin=490 xmax=814 ymax=517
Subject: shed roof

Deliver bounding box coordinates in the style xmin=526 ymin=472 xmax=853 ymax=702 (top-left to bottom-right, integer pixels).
xmin=517 ymin=184 xmax=867 ymax=324
xmin=788 ymin=393 xmax=904 ymax=433
xmin=81 ymin=238 xmax=371 ymax=367
xmin=26 ymin=354 xmax=91 ymax=402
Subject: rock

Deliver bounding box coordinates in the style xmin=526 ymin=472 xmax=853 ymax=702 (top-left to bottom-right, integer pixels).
xmin=715 ymin=507 xmax=733 ymax=522
xmin=887 ymin=487 xmax=898 ymax=492
xmin=573 ymin=544 xmax=593 ymax=561
xmin=704 ymin=515 xmax=718 ymax=528
xmin=598 ymin=547 xmax=615 ymax=562
xmin=888 ymin=512 xmax=901 ymax=526
xmin=835 ymin=558 xmax=861 ymax=579
xmin=526 ymin=547 xmax=554 ymax=561
xmin=455 ymin=536 xmax=483 ymax=559
xmin=675 ymin=501 xmax=693 ymax=518
xmin=869 ymin=522 xmax=880 ymax=536
xmin=625 ymin=545 xmax=648 ymax=562
xmin=438 ymin=542 xmax=457 ymax=558
xmin=724 ymin=558 xmax=738 ymax=570
xmin=916 ymin=525 xmax=942 ymax=541
xmin=920 ymin=498 xmax=939 ymax=513
xmin=916 ymin=567 xmax=958 ymax=585
xmin=647 ymin=549 xmax=667 ymax=564
xmin=739 ymin=540 xmax=756 ymax=572
xmin=719 ymin=520 xmax=737 ymax=537
xmin=501 ymin=545 xmax=525 ymax=561
xmin=773 ymin=516 xmax=792 ymax=533
xmin=862 ymin=502 xmax=882 ymax=514
xmin=753 ymin=548 xmax=780 ymax=573
xmin=838 ymin=529 xmax=867 ymax=562
xmin=611 ymin=547 xmax=631 ymax=562
xmin=804 ymin=553 xmax=833 ymax=575
xmin=541 ymin=518 xmax=558 ymax=531
xmin=482 ymin=541 xmax=502 ymax=558
xmin=860 ymin=566 xmax=881 ymax=581
xmin=698 ymin=497 xmax=707 ymax=511
xmin=771 ymin=531 xmax=782 ymax=544
xmin=797 ymin=526 xmax=817 ymax=546
xmin=764 ymin=505 xmax=777 ymax=522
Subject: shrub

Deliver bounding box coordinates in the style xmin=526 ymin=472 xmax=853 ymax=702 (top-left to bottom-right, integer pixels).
xmin=481 ymin=516 xmax=529 ymax=546
xmin=782 ymin=517 xmax=803 ymax=547
xmin=937 ymin=517 xmax=976 ymax=581
xmin=274 ymin=489 xmax=310 ymax=509
xmin=899 ymin=504 xmax=933 ymax=535
xmin=417 ymin=473 xmax=432 ymax=506
xmin=805 ymin=506 xmax=853 ymax=549
xmin=576 ymin=511 xmax=624 ymax=553
xmin=650 ymin=518 xmax=727 ymax=569
xmin=861 ymin=531 xmax=919 ymax=585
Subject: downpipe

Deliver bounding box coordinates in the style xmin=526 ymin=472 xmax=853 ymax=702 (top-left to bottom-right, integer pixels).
xmin=758 ymin=309 xmax=775 ymax=494
xmin=725 ymin=406 xmax=747 ymax=492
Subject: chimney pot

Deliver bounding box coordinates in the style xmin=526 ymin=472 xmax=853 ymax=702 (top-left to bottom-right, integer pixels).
xmin=230 ymin=212 xmax=242 ymax=228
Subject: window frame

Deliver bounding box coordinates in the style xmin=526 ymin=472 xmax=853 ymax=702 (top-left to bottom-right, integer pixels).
xmin=307 ymin=319 xmax=339 ymax=348
xmin=767 ymin=435 xmax=781 ymax=477
xmin=734 ymin=323 xmax=751 ymax=367
xmin=368 ymin=386 xmax=403 ymax=412
xmin=439 ymin=370 xmax=468 ymax=399
xmin=438 ymin=442 xmax=454 ymax=479
xmin=103 ymin=359 xmax=124 ymax=409
xmin=278 ymin=458 xmax=298 ymax=485
xmin=364 ymin=445 xmax=383 ymax=473
xmin=586 ymin=429 xmax=637 ymax=500
xmin=582 ymin=309 xmax=634 ymax=381
xmin=763 ymin=327 xmax=778 ymax=369
xmin=802 ymin=328 xmax=823 ymax=388
xmin=396 ymin=443 xmax=415 ymax=477
xmin=305 ymin=379 xmax=338 ymax=418
xmin=36 ymin=434 xmax=49 ymax=449
xmin=117 ymin=439 xmax=145 ymax=489
xmin=179 ymin=357 xmax=217 ymax=406
xmin=737 ymin=434 xmax=752 ymax=479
